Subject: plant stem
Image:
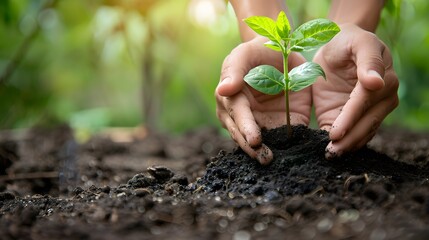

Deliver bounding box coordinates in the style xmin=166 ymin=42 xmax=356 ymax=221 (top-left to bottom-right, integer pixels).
xmin=283 ymin=52 xmax=292 ymax=138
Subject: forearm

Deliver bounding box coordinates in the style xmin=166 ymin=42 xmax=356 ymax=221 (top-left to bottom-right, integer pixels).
xmin=230 ymin=0 xmax=287 ymax=41
xmin=328 ymin=0 xmax=385 ymax=32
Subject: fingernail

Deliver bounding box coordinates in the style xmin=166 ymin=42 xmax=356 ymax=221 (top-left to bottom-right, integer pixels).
xmin=325 ymin=149 xmax=334 ymax=160
xmin=246 ymin=132 xmax=262 ymax=149
xmin=325 ymin=144 xmax=342 ymax=160
xmin=368 ymin=70 xmax=382 ymax=80
xmin=221 ymin=77 xmax=231 ymax=85
xmin=256 ymin=145 xmax=273 ymax=165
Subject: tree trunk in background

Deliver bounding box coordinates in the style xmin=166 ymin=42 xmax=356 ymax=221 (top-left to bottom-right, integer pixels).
xmin=141 ymin=24 xmax=166 ymax=132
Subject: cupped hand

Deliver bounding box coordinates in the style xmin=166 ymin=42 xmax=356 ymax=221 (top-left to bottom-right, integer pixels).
xmin=215 ymin=36 xmax=312 ymax=165
xmin=312 ymin=23 xmax=399 ymax=159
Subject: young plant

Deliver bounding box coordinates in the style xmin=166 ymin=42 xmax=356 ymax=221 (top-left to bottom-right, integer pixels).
xmin=243 ymin=11 xmax=340 ymax=137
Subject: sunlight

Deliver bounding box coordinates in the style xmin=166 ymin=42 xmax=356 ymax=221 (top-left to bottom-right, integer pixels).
xmin=187 ymin=0 xmax=226 ymax=28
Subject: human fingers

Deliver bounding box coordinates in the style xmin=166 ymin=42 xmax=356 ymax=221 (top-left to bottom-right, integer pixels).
xmin=217 ymin=37 xmax=282 ymax=97
xmin=329 ymin=36 xmax=395 ymax=141
xmin=313 ymin=80 xmax=351 ymax=132
xmin=329 ymin=82 xmax=374 ymax=141
xmin=330 ymin=68 xmax=399 ymax=142
xmin=325 ymin=91 xmax=399 ymax=159
xmin=216 ymin=46 xmax=248 ymax=97
xmin=311 ymin=38 xmax=355 ymax=132
xmin=222 ymin=92 xmax=263 ymax=148
xmin=216 ymin=92 xmax=274 ymax=165
xmin=218 ymin=107 xmax=273 ymax=165
xmin=354 ymin=31 xmax=388 ymax=91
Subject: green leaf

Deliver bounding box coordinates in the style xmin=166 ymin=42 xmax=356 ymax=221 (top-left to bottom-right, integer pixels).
xmin=264 ymin=40 xmax=282 ymax=52
xmin=243 ymin=16 xmax=280 ymax=42
xmin=276 ymin=11 xmax=291 ymax=40
xmin=290 ymin=18 xmax=340 ymax=52
xmin=289 ymin=62 xmax=325 ymax=91
xmin=244 ymin=65 xmax=284 ymax=95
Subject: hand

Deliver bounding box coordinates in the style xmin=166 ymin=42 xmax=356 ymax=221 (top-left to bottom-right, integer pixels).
xmin=312 ymin=23 xmax=399 ymax=159
xmin=215 ymin=36 xmax=312 ymax=165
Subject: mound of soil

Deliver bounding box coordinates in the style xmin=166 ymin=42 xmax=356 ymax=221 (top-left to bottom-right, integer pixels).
xmin=1 ymin=125 xmax=429 ymax=239
xmin=198 ymin=125 xmax=425 ymax=197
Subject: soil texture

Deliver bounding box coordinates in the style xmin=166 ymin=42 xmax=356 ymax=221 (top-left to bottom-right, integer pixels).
xmin=1 ymin=124 xmax=429 ymax=240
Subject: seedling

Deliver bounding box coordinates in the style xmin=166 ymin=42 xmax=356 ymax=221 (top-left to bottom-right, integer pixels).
xmin=243 ymin=11 xmax=340 ymax=137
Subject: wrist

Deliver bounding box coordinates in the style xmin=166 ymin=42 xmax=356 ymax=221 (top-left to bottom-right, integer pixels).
xmin=230 ymin=0 xmax=287 ymax=41
xmin=328 ymin=0 xmax=384 ymax=32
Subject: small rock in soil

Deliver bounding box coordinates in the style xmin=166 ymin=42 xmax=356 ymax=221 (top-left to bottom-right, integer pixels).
xmin=72 ymin=187 xmax=84 ymax=196
xmin=100 ymin=185 xmax=111 ymax=194
xmin=133 ymin=188 xmax=152 ymax=197
xmin=263 ymin=190 xmax=283 ymax=203
xmin=127 ymin=173 xmax=156 ymax=189
xmin=147 ymin=165 xmax=174 ymax=182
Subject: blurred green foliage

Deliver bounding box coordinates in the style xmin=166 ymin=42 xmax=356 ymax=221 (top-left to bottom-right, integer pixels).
xmin=0 ymin=0 xmax=428 ymax=135
xmin=378 ymin=0 xmax=429 ymax=130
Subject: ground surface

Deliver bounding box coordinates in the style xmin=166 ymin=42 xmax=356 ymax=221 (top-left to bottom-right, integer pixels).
xmin=0 ymin=124 xmax=429 ymax=240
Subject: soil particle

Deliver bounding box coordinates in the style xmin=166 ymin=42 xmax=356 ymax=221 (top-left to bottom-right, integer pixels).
xmin=72 ymin=186 xmax=84 ymax=195
xmin=133 ymin=188 xmax=152 ymax=197
xmin=127 ymin=173 xmax=156 ymax=189
xmin=100 ymin=185 xmax=111 ymax=193
xmin=262 ymin=190 xmax=282 ymax=203
xmin=147 ymin=165 xmax=174 ymax=182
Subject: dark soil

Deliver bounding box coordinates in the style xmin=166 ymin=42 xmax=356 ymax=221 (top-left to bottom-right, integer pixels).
xmin=1 ymin=124 xmax=429 ymax=240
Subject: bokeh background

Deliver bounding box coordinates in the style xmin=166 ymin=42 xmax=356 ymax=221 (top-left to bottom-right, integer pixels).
xmin=0 ymin=0 xmax=428 ymax=139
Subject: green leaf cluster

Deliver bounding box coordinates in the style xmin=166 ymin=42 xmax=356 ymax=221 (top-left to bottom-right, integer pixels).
xmin=243 ymin=11 xmax=339 ymax=135
xmin=243 ymin=11 xmax=339 ymax=95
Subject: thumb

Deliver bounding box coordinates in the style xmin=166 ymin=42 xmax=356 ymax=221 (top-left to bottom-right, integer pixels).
xmin=358 ymin=68 xmax=385 ymax=91
xmin=217 ymin=76 xmax=240 ymax=97
xmin=216 ymin=46 xmax=250 ymax=97
xmin=217 ymin=37 xmax=282 ymax=97
xmin=355 ymin=37 xmax=386 ymax=91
